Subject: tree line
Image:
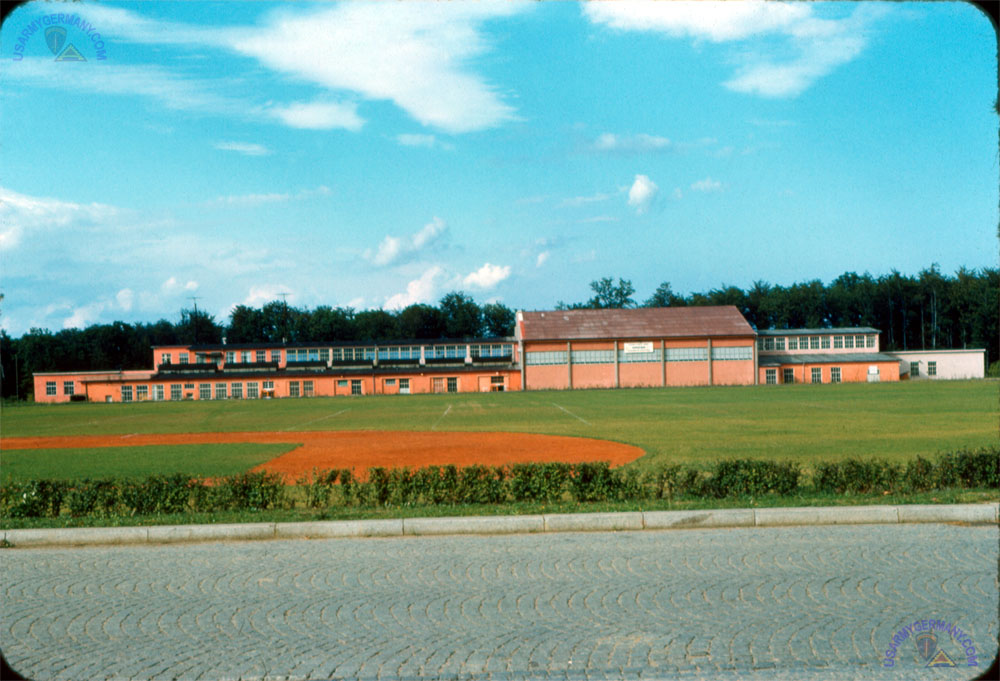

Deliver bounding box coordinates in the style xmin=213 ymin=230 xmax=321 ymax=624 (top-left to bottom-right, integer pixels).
xmin=1 ymin=265 xmax=996 ymax=399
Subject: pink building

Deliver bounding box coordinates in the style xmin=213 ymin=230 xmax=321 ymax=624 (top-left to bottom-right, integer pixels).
xmin=755 ymin=328 xmax=901 ymax=385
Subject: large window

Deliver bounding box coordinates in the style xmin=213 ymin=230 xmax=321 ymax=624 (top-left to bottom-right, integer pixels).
xmin=619 ymin=348 xmax=661 ymax=363
xmin=821 ymin=336 xmax=831 ymax=349
xmin=153 ymin=385 xmax=164 ymax=401
xmin=809 ymin=337 xmax=820 ymax=350
xmin=289 ymin=381 xmax=300 ymax=398
xmin=121 ymin=385 xmax=133 ymax=402
xmin=775 ymin=338 xmax=786 ymax=351
xmin=63 ymin=381 xmax=74 ymax=395
xmin=910 ymin=362 xmax=919 ymax=377
xmin=787 ymin=337 xmax=798 ymax=350
xmin=247 ymin=382 xmax=259 ymax=399
xmin=241 ymin=351 xmax=251 ymax=363
xmin=928 ymin=362 xmax=937 ymax=376
xmin=303 ymin=380 xmax=314 ymax=397
xmin=447 ymin=377 xmax=458 ymax=393
xmin=226 ymin=351 xmax=236 ymax=364
xmin=399 ymin=378 xmax=410 ymax=394
xmin=215 ymin=383 xmax=227 ymax=399
xmin=711 ymin=346 xmax=752 ymax=361
xmin=256 ymin=350 xmax=266 ymax=363
xmin=811 ymin=368 xmax=822 ymax=384
xmin=666 ymin=347 xmax=709 ymax=362
xmin=179 ymin=353 xmax=189 ymax=364
xmin=831 ymin=367 xmax=841 ymax=383
xmin=763 ymin=337 xmax=774 ymax=351
xmin=855 ymin=335 xmax=865 ymax=348
xmin=866 ymin=336 xmax=876 ymax=349
xmin=844 ymin=336 xmax=854 ymax=349
xmin=833 ymin=336 xmax=843 ymax=349
xmin=782 ymin=369 xmax=794 ymax=384
xmin=199 ymin=384 xmax=211 ymax=400
xmin=351 ymin=380 xmax=362 ymax=395
xmin=271 ymin=350 xmax=281 ymax=363
xmin=765 ymin=369 xmax=777 ymax=385
xmin=571 ymin=350 xmax=614 ymax=364
xmin=231 ymin=382 xmax=243 ymax=399
xmin=171 ymin=384 xmax=182 ymax=400
xmin=160 ymin=353 xmax=171 ymax=365
xmin=525 ymin=351 xmax=568 ymax=365
xmin=46 ymin=381 xmax=57 ymax=396
xmin=136 ymin=385 xmax=149 ymax=401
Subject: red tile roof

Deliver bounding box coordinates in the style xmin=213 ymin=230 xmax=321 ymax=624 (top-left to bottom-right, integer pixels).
xmin=519 ymin=306 xmax=755 ymax=341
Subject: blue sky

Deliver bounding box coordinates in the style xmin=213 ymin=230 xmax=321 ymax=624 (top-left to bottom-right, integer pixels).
xmin=1 ymin=1 xmax=996 ymax=336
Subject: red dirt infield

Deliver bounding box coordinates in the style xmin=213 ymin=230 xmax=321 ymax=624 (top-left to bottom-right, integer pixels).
xmin=1 ymin=431 xmax=645 ymax=480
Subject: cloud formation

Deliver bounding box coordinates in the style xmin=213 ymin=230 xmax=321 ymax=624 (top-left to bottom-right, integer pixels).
xmin=268 ymin=101 xmax=364 ymax=131
xmin=691 ymin=177 xmax=723 ymax=193
xmin=384 ymin=266 xmax=445 ymax=309
xmin=592 ymin=132 xmax=671 ymax=153
xmin=368 ymin=217 xmax=448 ymax=266
xmin=463 ymin=263 xmax=511 ymax=289
xmin=0 ymin=186 xmax=119 ymax=251
xmin=627 ymin=175 xmax=659 ymax=213
xmin=583 ymin=1 xmax=883 ymax=98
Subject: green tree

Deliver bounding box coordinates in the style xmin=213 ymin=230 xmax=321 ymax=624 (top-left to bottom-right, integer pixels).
xmin=644 ymin=282 xmax=686 ymax=308
xmin=227 ymin=305 xmax=267 ymax=343
xmin=481 ymin=302 xmax=515 ymax=336
xmin=397 ymin=304 xmax=445 ymax=339
xmin=439 ymin=292 xmax=482 ymax=337
xmin=587 ymin=277 xmax=636 ymax=309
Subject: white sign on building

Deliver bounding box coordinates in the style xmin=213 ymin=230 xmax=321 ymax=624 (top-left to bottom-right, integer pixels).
xmin=623 ymin=342 xmax=654 ymax=354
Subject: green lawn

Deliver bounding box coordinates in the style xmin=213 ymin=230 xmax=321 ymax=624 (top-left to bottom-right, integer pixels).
xmin=1 ymin=444 xmax=292 ymax=482
xmin=1 ymin=381 xmax=994 ymax=475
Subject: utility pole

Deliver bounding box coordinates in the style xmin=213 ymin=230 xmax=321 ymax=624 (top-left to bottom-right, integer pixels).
xmin=278 ymin=293 xmax=290 ymax=344
xmin=188 ymin=296 xmax=202 ymax=345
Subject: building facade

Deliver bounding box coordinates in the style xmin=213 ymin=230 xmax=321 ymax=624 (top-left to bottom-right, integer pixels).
xmin=35 ymin=307 xmax=976 ymax=403
xmin=756 ymin=328 xmax=901 ymax=385
xmin=891 ymin=349 xmax=987 ymax=380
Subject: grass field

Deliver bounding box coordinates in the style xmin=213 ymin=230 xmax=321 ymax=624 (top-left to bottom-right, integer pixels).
xmin=1 ymin=381 xmax=994 ymax=481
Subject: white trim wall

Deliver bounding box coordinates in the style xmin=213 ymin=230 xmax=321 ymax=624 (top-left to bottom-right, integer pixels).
xmin=890 ymin=349 xmax=986 ymax=380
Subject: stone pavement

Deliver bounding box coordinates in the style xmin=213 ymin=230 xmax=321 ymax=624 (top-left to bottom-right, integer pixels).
xmin=2 ymin=524 xmax=997 ymax=680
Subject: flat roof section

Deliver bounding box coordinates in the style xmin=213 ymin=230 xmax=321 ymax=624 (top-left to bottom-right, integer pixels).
xmin=758 ymin=352 xmax=898 ymax=367
xmin=757 ymin=327 xmax=879 ymax=336
xmin=519 ymin=306 xmax=755 ymax=341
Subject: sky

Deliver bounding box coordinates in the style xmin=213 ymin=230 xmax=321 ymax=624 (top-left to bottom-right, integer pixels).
xmin=0 ymin=1 xmax=996 ymax=337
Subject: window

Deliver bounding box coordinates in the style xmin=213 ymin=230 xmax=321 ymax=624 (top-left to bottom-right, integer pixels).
xmin=821 ymin=336 xmax=831 ymax=349
xmin=910 ymin=362 xmax=919 ymax=377
xmin=788 ymin=337 xmax=798 ymax=350
xmin=844 ymin=336 xmax=854 ymax=349
xmin=247 ymin=382 xmax=259 ymax=399
xmin=782 ymin=369 xmax=794 ymax=384
xmin=179 ymin=353 xmax=189 ymax=364
xmin=763 ymin=337 xmax=774 ymax=351
xmin=320 ymin=348 xmax=330 ymax=362
xmin=254 ymin=350 xmax=264 ymax=363
xmin=765 ymin=369 xmax=777 ymax=385
xmin=231 ymin=382 xmax=243 ymax=399
xmin=351 ymin=380 xmax=362 ymax=395
xmin=271 ymin=350 xmax=281 ymax=363
xmin=153 ymin=385 xmax=164 ymax=401
xmin=855 ymin=335 xmax=865 ymax=348
xmin=226 ymin=351 xmax=236 ymax=364
xmin=63 ymin=381 xmax=74 ymax=395
xmin=775 ymin=338 xmax=786 ymax=351
xmin=303 ymin=381 xmax=314 ymax=396
xmin=757 ymin=338 xmax=765 ymax=351
xmin=171 ymin=384 xmax=182 ymax=400
xmin=447 ymin=377 xmax=458 ymax=393
xmin=711 ymin=346 xmax=753 ymax=361
xmin=184 ymin=383 xmax=195 ymax=390
xmin=866 ymin=336 xmax=876 ymax=349
xmin=385 ymin=379 xmax=396 ymax=386
xmin=666 ymin=347 xmax=709 ymax=362
xmin=136 ymin=385 xmax=149 ymax=401
xmin=46 ymin=381 xmax=57 ymax=396
xmin=121 ymin=386 xmax=133 ymax=402
xmin=810 ymin=337 xmax=820 ymax=350
xmin=241 ymin=351 xmax=251 ymax=363
xmin=928 ymin=362 xmax=937 ymax=376
xmin=525 ymin=351 xmax=568 ymax=365
xmin=811 ymin=368 xmax=822 ymax=384
xmin=833 ymin=336 xmax=843 ymax=349
xmin=831 ymin=367 xmax=841 ymax=383
xmin=337 ymin=380 xmax=348 ymax=388
xmin=161 ymin=353 xmax=171 ymax=365
xmin=289 ymin=381 xmax=300 ymax=398
xmin=215 ymin=383 xmax=227 ymax=399
xmin=200 ymin=384 xmax=211 ymax=400
xmin=571 ymin=350 xmax=615 ymax=364
xmin=399 ymin=378 xmax=410 ymax=394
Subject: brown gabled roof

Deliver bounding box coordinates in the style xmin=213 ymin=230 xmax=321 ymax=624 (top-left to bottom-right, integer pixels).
xmin=518 ymin=306 xmax=754 ymax=341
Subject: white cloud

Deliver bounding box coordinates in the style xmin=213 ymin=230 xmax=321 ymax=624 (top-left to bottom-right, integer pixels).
xmin=583 ymin=1 xmax=884 ymax=98
xmin=214 ymin=141 xmax=272 ymax=156
xmin=224 ymin=3 xmax=525 ymax=133
xmin=691 ymin=177 xmax=723 ymax=193
xmin=463 ymin=263 xmax=511 ymax=289
xmin=536 ymin=251 xmax=550 ymax=268
xmin=116 ymin=289 xmax=135 ymax=311
xmin=560 ymin=193 xmax=611 ymax=207
xmin=0 ymin=185 xmax=119 ymax=251
xmin=268 ymin=100 xmax=364 ymax=131
xmin=244 ymin=285 xmax=294 ymax=307
xmin=368 ymin=217 xmax=448 ymax=266
xmin=592 ymin=133 xmax=671 ymax=153
xmin=385 ymin=266 xmax=445 ymax=309
xmin=627 ymin=175 xmax=659 ymax=213
xmin=63 ymin=302 xmax=109 ymax=330
xmin=161 ymin=277 xmax=199 ymax=295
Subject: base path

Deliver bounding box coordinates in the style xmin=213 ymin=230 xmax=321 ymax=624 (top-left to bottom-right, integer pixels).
xmin=1 ymin=431 xmax=644 ymax=478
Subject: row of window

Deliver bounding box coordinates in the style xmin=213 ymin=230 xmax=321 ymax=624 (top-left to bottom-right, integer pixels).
xmin=526 ymin=346 xmax=753 ymax=366
xmin=910 ymin=361 xmax=937 ymax=377
xmin=199 ymin=344 xmax=516 ymax=365
xmin=758 ymin=335 xmax=876 ymax=352
xmin=120 ymin=379 xmax=334 ymax=402
xmin=45 ymin=381 xmax=75 ymax=396
xmin=765 ymin=367 xmax=842 ymax=385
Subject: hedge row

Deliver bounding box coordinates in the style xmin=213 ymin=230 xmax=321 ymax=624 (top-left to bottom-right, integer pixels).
xmin=2 ymin=448 xmax=997 ymax=519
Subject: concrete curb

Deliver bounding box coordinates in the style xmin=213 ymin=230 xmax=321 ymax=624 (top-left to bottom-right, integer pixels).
xmin=3 ymin=503 xmax=996 ymax=548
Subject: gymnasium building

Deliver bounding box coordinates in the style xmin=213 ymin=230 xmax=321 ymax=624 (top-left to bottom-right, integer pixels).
xmin=32 ymin=306 xmax=984 ymax=403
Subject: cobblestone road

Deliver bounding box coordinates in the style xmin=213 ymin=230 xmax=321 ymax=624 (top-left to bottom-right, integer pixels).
xmin=2 ymin=524 xmax=997 ymax=681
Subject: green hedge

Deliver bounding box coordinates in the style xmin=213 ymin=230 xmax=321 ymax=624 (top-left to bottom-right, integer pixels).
xmin=2 ymin=447 xmax=997 ymax=520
